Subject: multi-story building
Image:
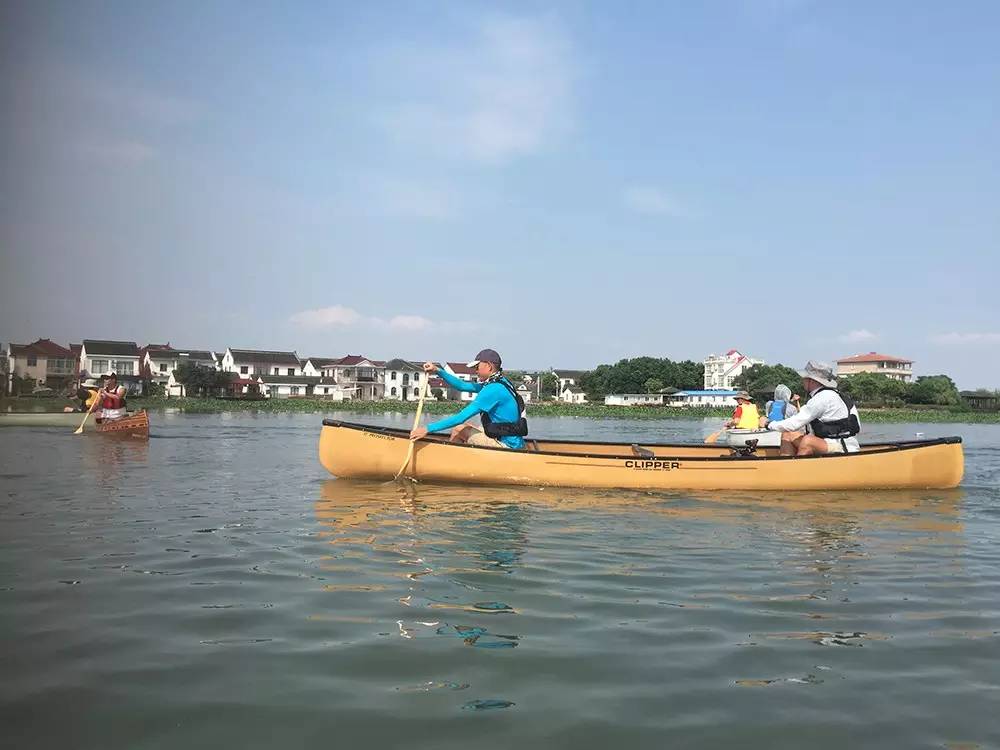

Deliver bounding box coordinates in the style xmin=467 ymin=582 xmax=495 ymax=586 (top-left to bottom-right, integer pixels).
xmin=6 ymin=338 xmax=77 ymax=393
xmin=836 ymin=352 xmax=914 ymax=382
xmin=444 ymin=362 xmax=478 ymax=401
xmin=221 ymin=348 xmax=302 ymax=377
xmin=80 ymin=340 xmax=141 ymax=377
xmin=702 ymin=349 xmax=764 ymax=390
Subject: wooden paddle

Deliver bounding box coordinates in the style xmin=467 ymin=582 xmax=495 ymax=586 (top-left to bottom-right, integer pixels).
xmin=74 ymin=388 xmax=101 ymax=435
xmin=393 ymin=372 xmax=430 ymax=480
xmin=704 ymin=429 xmax=724 ymax=444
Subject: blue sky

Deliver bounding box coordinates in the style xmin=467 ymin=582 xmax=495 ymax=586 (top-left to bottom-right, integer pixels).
xmin=2 ymin=1 xmax=998 ymax=387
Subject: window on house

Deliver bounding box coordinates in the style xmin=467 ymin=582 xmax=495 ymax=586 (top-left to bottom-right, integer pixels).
xmin=287 ymin=368 xmax=294 ymax=376
xmin=92 ymin=359 xmax=108 ymax=374
xmin=391 ymin=387 xmax=397 ymax=396
xmin=27 ymin=356 xmax=37 ymax=367
xmin=403 ymin=373 xmax=410 ymax=385
xmin=391 ymin=371 xmax=397 ymax=380
xmin=273 ymin=368 xmax=279 ymax=375
xmin=240 ymin=366 xmax=248 ymax=375
xmin=159 ymin=363 xmax=167 ymax=372
xmin=413 ymin=388 xmax=419 ymax=398
xmin=291 ymin=386 xmax=300 ymax=396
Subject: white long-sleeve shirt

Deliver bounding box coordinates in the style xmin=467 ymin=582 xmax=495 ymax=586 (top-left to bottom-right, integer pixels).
xmin=767 ymin=387 xmax=861 ymax=435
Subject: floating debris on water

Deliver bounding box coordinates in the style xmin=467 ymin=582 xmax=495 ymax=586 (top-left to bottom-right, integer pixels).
xmin=396 ymin=681 xmax=469 ymax=693
xmin=462 ymin=699 xmax=515 ymax=711
xmin=734 ymin=674 xmax=823 ymax=687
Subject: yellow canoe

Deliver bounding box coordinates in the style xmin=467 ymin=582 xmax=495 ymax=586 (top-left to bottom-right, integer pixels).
xmin=318 ymin=420 xmax=964 ymax=490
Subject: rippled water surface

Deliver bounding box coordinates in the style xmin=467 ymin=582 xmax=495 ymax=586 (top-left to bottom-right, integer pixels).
xmin=2 ymin=412 xmax=999 ymax=749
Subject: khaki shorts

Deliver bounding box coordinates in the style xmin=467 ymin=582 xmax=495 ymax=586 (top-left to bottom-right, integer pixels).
xmin=823 ymin=437 xmax=860 ymax=454
xmin=465 ymin=427 xmax=507 ymax=449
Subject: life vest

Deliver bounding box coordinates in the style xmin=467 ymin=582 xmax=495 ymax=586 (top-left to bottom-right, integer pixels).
xmin=733 ymin=402 xmax=760 ymax=429
xmin=480 ymin=376 xmax=528 ymax=438
xmin=767 ymin=400 xmax=788 ymax=422
xmin=808 ymin=387 xmax=861 ymax=439
xmin=101 ymin=387 xmax=126 ymax=410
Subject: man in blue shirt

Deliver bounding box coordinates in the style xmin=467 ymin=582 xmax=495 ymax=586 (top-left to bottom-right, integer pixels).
xmin=409 ymin=349 xmax=527 ymax=450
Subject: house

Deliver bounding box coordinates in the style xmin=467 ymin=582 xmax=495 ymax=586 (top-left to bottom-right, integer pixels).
xmin=552 ymin=369 xmax=587 ymax=393
xmin=325 ymin=355 xmax=384 ymax=400
xmin=221 ymin=348 xmax=302 ymax=378
xmin=605 ymin=393 xmax=668 ymax=406
xmin=560 ymin=383 xmax=588 ymax=404
xmin=302 ymin=357 xmax=341 ymax=377
xmin=312 ymin=378 xmax=349 ymax=401
xmin=516 ymin=382 xmax=533 ymax=404
xmin=444 ymin=362 xmax=478 ymax=401
xmin=703 ymin=349 xmax=764 ymax=390
xmin=383 ymin=358 xmax=424 ymax=400
xmin=142 ymin=344 xmax=217 ymax=390
xmin=666 ymin=389 xmax=739 ymax=408
xmin=80 ymin=340 xmax=141 ymax=378
xmin=254 ymin=373 xmax=320 ymax=399
xmin=6 ymin=339 xmax=77 ymax=393
xmin=155 ymin=349 xmax=219 ymax=396
xmin=836 ymin=352 xmax=914 ymax=382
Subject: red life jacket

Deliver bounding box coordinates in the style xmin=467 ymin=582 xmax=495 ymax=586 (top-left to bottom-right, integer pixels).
xmin=102 ymin=388 xmax=125 ymax=410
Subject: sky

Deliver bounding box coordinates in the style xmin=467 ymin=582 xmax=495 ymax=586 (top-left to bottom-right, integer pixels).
xmin=1 ymin=1 xmax=998 ymax=387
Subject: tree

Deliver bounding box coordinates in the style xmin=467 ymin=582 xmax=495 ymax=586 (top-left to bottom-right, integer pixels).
xmin=173 ymin=363 xmax=228 ymax=397
xmin=838 ymin=372 xmax=907 ymax=405
xmin=579 ymin=357 xmax=704 ymax=399
xmin=539 ymin=372 xmax=559 ymax=398
xmin=907 ymin=375 xmax=961 ymax=406
xmin=644 ymin=377 xmax=664 ymax=393
xmin=733 ymin=364 xmax=803 ymax=397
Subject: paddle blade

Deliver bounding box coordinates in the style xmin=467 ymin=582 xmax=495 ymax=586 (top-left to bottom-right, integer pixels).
xmin=704 ymin=430 xmax=721 ymax=444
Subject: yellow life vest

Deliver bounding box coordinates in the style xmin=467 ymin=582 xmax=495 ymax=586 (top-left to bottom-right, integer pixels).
xmin=84 ymin=389 xmax=99 ymax=410
xmin=735 ymin=402 xmax=760 ymax=429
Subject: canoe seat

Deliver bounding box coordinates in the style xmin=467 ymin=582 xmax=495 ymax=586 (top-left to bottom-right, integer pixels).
xmin=631 ymin=444 xmax=655 ymax=459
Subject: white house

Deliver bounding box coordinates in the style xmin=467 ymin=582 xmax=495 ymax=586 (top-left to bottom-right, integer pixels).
xmin=323 ymin=355 xmax=384 ymax=400
xmin=383 ymin=358 xmax=423 ymax=400
xmin=604 ymin=393 xmax=668 ymax=406
xmin=255 ymin=374 xmax=318 ymax=399
xmin=667 ymin=390 xmax=739 ymax=408
xmin=552 ymin=369 xmax=586 ymax=393
xmin=143 ymin=345 xmax=218 ymax=394
xmin=222 ymin=348 xmax=302 ymax=378
xmin=302 ymin=357 xmax=340 ymax=377
xmin=560 ymin=383 xmax=588 ymax=404
xmin=80 ymin=339 xmax=141 ymax=377
xmin=516 ymin=382 xmax=533 ymax=404
xmin=312 ymin=378 xmax=348 ymax=400
xmin=444 ymin=362 xmax=478 ymax=401
xmin=702 ymin=349 xmax=764 ymax=390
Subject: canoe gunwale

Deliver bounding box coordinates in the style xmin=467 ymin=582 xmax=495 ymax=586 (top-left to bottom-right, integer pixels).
xmin=320 ymin=419 xmax=962 ymax=462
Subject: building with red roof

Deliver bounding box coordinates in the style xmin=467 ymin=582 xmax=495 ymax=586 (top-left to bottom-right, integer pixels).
xmin=836 ymin=352 xmax=914 ymax=382
xmin=5 ymin=339 xmax=77 ymax=393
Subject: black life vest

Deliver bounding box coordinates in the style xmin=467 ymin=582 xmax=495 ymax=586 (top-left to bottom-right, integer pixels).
xmin=480 ymin=375 xmax=529 ymax=439
xmin=808 ymin=387 xmax=861 ymax=439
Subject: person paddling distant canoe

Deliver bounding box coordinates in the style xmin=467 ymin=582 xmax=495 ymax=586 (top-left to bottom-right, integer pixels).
xmin=764 ymin=361 xmax=862 ymax=456
xmin=409 ymin=349 xmax=527 ymax=450
xmin=97 ymin=373 xmax=128 ymax=422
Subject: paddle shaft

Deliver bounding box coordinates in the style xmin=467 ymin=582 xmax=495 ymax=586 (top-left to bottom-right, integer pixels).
xmin=394 ymin=373 xmax=430 ymax=479
xmin=74 ymin=389 xmax=102 ymax=435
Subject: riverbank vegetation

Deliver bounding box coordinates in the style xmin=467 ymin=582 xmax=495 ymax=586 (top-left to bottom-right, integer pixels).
xmin=117 ymin=396 xmax=1000 ymax=423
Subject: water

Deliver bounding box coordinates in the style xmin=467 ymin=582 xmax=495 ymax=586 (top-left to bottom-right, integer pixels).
xmin=2 ymin=412 xmax=999 ymax=749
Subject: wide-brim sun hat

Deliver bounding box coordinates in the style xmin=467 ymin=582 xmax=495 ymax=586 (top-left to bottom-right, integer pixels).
xmin=734 ymin=390 xmax=753 ymax=402
xmin=82 ymin=378 xmax=100 ymax=388
xmin=798 ymin=361 xmax=837 ymax=389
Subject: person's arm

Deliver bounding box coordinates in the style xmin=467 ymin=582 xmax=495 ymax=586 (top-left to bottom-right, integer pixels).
xmin=435 ymin=367 xmax=482 ymax=393
xmin=426 ymin=386 xmax=502 ymax=433
xmin=767 ymin=395 xmax=821 ymax=432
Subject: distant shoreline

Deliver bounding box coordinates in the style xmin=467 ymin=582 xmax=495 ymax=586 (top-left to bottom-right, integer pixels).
xmin=109 ymin=396 xmax=1000 ymax=423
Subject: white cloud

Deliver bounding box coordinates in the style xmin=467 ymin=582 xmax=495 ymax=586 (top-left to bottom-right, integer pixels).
xmin=289 ymin=305 xmax=362 ymax=328
xmin=387 ymin=315 xmax=433 ymax=332
xmin=929 ymin=332 xmax=1000 ymax=345
xmin=377 ymin=14 xmax=573 ymax=164
xmin=622 ymin=186 xmax=693 ymax=217
xmin=290 ymin=306 xmax=477 ymax=335
xmin=838 ymin=329 xmax=878 ymax=343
